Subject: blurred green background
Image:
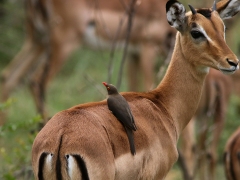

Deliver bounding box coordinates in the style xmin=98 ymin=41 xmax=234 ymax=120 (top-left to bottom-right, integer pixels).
xmin=0 ymin=0 xmax=240 ymax=179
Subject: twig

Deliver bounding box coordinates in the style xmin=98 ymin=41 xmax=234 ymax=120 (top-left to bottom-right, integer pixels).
xmin=92 ymin=0 xmax=126 ymax=84
xmin=107 ymin=15 xmax=126 ymax=84
xmin=83 ymin=73 xmax=106 ymax=97
xmin=116 ymin=0 xmax=137 ymax=89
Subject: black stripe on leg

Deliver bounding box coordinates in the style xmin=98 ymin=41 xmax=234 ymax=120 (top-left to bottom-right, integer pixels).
xmin=72 ymin=155 xmax=89 ymax=180
xmin=38 ymin=152 xmax=48 ymax=180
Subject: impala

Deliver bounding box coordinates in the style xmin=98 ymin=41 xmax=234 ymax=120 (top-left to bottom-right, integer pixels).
xmin=179 ymin=68 xmax=233 ymax=180
xmin=224 ymin=127 xmax=240 ymax=180
xmin=0 ymin=0 xmax=175 ymax=124
xmin=32 ymin=0 xmax=240 ymax=179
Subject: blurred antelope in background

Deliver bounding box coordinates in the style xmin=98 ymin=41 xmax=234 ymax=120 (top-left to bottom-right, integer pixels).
xmin=179 ymin=68 xmax=233 ymax=180
xmin=32 ymin=0 xmax=240 ymax=179
xmin=224 ymin=127 xmax=240 ymax=180
xmin=0 ymin=0 xmax=175 ymax=125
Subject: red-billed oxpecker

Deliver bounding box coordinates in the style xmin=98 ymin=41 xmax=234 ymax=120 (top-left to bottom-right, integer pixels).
xmin=102 ymin=82 xmax=137 ymax=155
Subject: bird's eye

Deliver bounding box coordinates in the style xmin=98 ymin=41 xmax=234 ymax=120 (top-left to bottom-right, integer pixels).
xmin=191 ymin=30 xmax=204 ymax=39
xmin=107 ymin=87 xmax=110 ymax=90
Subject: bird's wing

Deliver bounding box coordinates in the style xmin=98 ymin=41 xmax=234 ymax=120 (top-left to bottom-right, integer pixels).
xmin=125 ymin=104 xmax=137 ymax=130
xmin=107 ymin=96 xmax=136 ymax=131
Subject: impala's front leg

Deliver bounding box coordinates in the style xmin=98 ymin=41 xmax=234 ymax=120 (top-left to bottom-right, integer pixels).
xmin=0 ymin=40 xmax=44 ymax=125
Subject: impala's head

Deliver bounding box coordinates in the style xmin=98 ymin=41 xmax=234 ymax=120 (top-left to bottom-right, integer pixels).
xmin=102 ymin=82 xmax=119 ymax=95
xmin=166 ymin=0 xmax=240 ymax=74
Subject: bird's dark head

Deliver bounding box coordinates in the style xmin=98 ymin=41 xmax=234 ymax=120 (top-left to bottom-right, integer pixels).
xmin=102 ymin=82 xmax=119 ymax=95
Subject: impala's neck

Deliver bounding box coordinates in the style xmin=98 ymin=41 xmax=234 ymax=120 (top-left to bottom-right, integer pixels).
xmin=156 ymin=33 xmax=208 ymax=136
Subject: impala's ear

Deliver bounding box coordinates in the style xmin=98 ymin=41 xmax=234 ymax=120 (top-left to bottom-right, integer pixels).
xmin=216 ymin=0 xmax=240 ymax=20
xmin=166 ymin=0 xmax=186 ymax=32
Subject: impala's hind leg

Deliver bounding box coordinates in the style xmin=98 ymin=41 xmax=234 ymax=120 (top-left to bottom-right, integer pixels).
xmin=0 ymin=40 xmax=43 ymax=125
xmin=30 ymin=32 xmax=80 ymax=124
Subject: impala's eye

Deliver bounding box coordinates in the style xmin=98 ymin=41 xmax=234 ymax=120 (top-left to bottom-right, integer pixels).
xmin=191 ymin=30 xmax=204 ymax=39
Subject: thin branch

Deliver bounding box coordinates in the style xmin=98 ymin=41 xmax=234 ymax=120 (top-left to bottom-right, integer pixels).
xmin=107 ymin=15 xmax=126 ymax=84
xmin=91 ymin=0 xmax=126 ymax=84
xmin=83 ymin=73 xmax=106 ymax=97
xmin=116 ymin=0 xmax=137 ymax=89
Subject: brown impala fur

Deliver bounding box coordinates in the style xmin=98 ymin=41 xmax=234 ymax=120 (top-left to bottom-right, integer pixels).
xmin=224 ymin=127 xmax=240 ymax=180
xmin=179 ymin=68 xmax=233 ymax=180
xmin=0 ymin=0 xmax=175 ymax=125
xmin=31 ymin=0 xmax=240 ymax=179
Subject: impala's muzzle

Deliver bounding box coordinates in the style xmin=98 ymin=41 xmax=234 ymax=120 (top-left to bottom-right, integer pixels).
xmin=219 ymin=58 xmax=239 ymax=74
xmin=227 ymin=58 xmax=239 ymax=68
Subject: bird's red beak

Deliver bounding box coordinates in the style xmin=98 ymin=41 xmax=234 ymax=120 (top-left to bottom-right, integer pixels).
xmin=102 ymin=82 xmax=108 ymax=87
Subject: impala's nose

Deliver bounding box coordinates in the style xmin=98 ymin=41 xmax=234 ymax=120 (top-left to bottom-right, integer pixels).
xmin=220 ymin=58 xmax=239 ymax=74
xmin=227 ymin=58 xmax=239 ymax=68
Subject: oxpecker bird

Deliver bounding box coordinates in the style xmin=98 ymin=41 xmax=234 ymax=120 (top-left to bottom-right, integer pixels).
xmin=102 ymin=82 xmax=137 ymax=155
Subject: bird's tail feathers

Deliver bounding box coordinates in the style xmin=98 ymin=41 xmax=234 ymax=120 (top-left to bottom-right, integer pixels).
xmin=125 ymin=127 xmax=136 ymax=155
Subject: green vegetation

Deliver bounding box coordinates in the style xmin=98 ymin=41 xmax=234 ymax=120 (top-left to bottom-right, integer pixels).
xmin=1 ymin=0 xmax=240 ymax=179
